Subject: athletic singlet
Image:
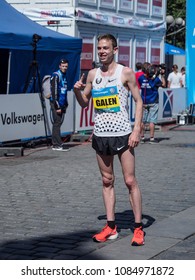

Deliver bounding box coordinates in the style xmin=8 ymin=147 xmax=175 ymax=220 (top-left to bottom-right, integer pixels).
xmin=92 ymin=64 xmax=132 ymax=137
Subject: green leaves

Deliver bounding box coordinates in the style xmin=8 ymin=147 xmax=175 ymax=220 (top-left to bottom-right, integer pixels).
xmin=166 ymin=0 xmax=186 ymax=49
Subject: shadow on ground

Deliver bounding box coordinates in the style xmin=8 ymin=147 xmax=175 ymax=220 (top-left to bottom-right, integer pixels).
xmin=98 ymin=210 xmax=155 ymax=232
xmin=141 ymin=137 xmax=170 ymax=143
xmin=0 ymin=210 xmax=155 ymax=260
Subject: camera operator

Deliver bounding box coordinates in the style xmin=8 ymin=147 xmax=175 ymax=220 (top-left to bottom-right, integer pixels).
xmin=138 ymin=64 xmax=162 ymax=144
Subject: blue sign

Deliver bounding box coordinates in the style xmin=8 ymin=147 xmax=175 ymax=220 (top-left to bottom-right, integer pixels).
xmin=165 ymin=43 xmax=185 ymax=55
xmin=186 ymin=0 xmax=195 ymax=105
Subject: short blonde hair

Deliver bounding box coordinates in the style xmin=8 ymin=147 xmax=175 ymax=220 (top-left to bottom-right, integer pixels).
xmin=97 ymin=34 xmax=117 ymax=48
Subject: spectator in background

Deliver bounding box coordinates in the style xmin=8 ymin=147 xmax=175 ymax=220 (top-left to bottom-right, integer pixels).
xmin=138 ymin=64 xmax=162 ymax=144
xmin=50 ymin=58 xmax=69 ymax=151
xmin=158 ymin=63 xmax=167 ymax=88
xmin=142 ymin=62 xmax=151 ymax=72
xmin=180 ymin=66 xmax=186 ymax=87
xmin=135 ymin=62 xmax=144 ymax=89
xmin=167 ymin=64 xmax=182 ymax=88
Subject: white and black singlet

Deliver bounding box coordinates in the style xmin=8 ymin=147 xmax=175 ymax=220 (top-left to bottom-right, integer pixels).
xmin=92 ymin=64 xmax=132 ymax=137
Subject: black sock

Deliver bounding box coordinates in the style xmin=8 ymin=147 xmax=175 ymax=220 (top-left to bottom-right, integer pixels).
xmin=134 ymin=222 xmax=142 ymax=228
xmin=107 ymin=221 xmax=115 ymax=229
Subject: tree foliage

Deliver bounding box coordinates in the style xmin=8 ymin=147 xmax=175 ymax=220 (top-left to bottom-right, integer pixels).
xmin=166 ymin=0 xmax=186 ymax=49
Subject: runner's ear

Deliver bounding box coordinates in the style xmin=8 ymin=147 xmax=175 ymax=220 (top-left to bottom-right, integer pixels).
xmin=113 ymin=47 xmax=118 ymax=55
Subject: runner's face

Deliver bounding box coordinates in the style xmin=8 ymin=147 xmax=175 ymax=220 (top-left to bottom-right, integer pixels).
xmin=97 ymin=39 xmax=117 ymax=64
xmin=59 ymin=63 xmax=68 ymax=73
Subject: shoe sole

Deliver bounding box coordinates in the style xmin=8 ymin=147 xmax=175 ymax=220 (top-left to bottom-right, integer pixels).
xmin=131 ymin=241 xmax=145 ymax=246
xmin=131 ymin=231 xmax=145 ymax=246
xmin=93 ymin=232 xmax=118 ymax=243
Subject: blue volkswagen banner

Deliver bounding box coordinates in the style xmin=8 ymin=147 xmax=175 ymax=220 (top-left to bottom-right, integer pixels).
xmin=186 ymin=0 xmax=195 ymax=105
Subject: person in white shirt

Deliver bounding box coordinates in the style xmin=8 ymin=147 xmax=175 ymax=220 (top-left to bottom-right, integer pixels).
xmin=180 ymin=66 xmax=186 ymax=87
xmin=167 ymin=64 xmax=182 ymax=88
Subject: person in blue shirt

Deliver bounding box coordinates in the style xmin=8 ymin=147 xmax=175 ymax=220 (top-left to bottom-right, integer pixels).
xmin=50 ymin=59 xmax=69 ymax=151
xmin=138 ymin=64 xmax=162 ymax=144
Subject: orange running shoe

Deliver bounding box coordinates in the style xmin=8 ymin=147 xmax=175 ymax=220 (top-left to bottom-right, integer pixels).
xmin=93 ymin=224 xmax=118 ymax=242
xmin=131 ymin=226 xmax=145 ymax=246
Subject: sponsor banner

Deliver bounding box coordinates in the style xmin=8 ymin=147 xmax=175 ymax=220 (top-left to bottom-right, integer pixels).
xmin=0 ymin=93 xmax=74 ymax=143
xmin=0 ymin=88 xmax=186 ymax=142
xmin=162 ymin=90 xmax=173 ymax=118
xmin=22 ymin=8 xmax=165 ymax=31
xmin=0 ymin=94 xmax=45 ymax=142
xmin=158 ymin=88 xmax=187 ymax=121
xmin=21 ymin=8 xmax=75 ymax=21
xmin=76 ymin=9 xmax=165 ymax=30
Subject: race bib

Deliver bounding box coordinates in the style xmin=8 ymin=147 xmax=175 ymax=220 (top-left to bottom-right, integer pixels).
xmin=92 ymin=86 xmax=120 ymax=113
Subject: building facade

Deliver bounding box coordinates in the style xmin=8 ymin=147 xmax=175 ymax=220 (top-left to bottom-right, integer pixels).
xmin=7 ymin=0 xmax=166 ymax=72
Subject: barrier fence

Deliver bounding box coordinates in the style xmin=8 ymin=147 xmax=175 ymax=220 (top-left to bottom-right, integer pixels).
xmin=0 ymin=88 xmax=187 ymax=144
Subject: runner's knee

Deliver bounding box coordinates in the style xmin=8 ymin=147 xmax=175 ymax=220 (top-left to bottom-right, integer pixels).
xmin=125 ymin=175 xmax=136 ymax=190
xmin=102 ymin=174 xmax=115 ymax=187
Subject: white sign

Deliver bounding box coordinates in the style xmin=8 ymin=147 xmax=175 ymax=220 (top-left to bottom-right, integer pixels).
xmin=0 ymin=93 xmax=74 ymax=143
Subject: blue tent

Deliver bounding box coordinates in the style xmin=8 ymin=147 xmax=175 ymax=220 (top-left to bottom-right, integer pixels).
xmin=165 ymin=43 xmax=185 ymax=55
xmin=0 ymin=0 xmax=82 ymax=94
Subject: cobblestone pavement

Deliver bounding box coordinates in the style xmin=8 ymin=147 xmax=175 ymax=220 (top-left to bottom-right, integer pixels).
xmin=0 ymin=124 xmax=194 ymax=260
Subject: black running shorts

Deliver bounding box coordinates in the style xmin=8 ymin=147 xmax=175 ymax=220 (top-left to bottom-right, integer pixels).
xmin=92 ymin=134 xmax=130 ymax=156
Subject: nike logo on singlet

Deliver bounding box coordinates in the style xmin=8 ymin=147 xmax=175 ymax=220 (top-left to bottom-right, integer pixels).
xmin=108 ymin=78 xmax=116 ymax=82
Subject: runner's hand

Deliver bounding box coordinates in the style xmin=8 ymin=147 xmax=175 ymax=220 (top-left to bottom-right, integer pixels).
xmin=74 ymin=73 xmax=86 ymax=91
xmin=128 ymin=130 xmax=140 ymax=148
